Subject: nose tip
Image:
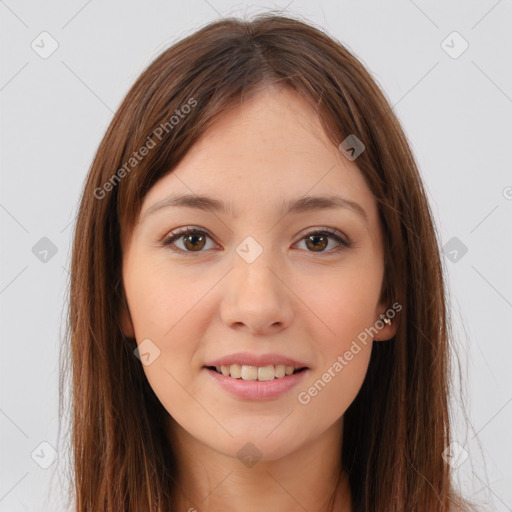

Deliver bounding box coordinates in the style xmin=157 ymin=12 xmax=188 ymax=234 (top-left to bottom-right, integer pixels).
xmin=219 ymin=258 xmax=294 ymax=336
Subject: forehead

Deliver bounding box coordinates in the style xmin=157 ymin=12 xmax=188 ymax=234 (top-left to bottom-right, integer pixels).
xmin=139 ymin=86 xmax=379 ymax=225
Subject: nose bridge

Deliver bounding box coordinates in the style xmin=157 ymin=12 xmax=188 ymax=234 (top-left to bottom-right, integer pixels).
xmin=233 ymin=234 xmax=284 ymax=298
xmin=219 ymin=234 xmax=293 ymax=333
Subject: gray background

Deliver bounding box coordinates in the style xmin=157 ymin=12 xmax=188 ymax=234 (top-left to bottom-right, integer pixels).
xmin=1 ymin=0 xmax=511 ymax=510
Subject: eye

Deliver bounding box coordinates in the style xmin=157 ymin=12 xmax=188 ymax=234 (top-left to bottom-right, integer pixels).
xmin=293 ymin=228 xmax=351 ymax=253
xmin=161 ymin=226 xmax=351 ymax=255
xmin=162 ymin=227 xmax=219 ymax=255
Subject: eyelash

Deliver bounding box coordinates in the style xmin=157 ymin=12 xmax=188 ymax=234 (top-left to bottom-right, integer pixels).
xmin=161 ymin=226 xmax=351 ymax=256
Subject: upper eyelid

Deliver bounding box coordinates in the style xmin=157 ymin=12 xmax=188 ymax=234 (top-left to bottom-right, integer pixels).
xmin=163 ymin=226 xmax=218 ymax=243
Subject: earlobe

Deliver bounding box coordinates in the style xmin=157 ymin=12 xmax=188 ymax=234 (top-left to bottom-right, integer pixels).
xmin=373 ymin=306 xmax=398 ymax=341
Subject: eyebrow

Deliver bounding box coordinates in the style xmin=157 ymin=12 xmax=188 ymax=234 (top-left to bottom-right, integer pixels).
xmin=142 ymin=193 xmax=368 ymax=223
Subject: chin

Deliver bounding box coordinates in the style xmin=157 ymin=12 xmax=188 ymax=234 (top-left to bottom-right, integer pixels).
xmin=207 ymin=423 xmax=309 ymax=463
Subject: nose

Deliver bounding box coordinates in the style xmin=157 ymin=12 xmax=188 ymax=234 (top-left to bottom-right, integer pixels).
xmin=219 ymin=249 xmax=294 ymax=336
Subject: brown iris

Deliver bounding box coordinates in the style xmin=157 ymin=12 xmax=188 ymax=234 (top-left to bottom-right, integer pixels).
xmin=305 ymin=234 xmax=328 ymax=251
xmin=183 ymin=232 xmax=206 ymax=251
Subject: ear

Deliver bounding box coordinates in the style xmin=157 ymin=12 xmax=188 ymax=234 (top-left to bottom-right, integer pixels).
xmin=373 ymin=301 xmax=398 ymax=341
xmin=119 ymin=289 xmax=135 ymax=340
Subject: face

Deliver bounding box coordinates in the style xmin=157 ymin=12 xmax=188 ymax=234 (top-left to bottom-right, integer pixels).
xmin=120 ymin=85 xmax=396 ymax=462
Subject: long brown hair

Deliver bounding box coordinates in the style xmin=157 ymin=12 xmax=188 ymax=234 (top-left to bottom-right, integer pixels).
xmin=60 ymin=12 xmax=479 ymax=511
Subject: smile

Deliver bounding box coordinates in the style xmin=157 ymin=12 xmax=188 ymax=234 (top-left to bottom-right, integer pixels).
xmin=207 ymin=364 xmax=307 ymax=381
xmin=204 ymin=365 xmax=309 ymax=400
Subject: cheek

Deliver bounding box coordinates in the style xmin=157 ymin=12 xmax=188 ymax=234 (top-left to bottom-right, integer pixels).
xmin=124 ymin=253 xmax=212 ymax=343
xmin=296 ymin=255 xmax=383 ymax=348
xmin=123 ymin=257 xmax=204 ymax=392
xmin=293 ymin=259 xmax=380 ymax=412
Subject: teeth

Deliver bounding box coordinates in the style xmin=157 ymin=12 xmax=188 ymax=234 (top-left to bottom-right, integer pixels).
xmin=213 ymin=364 xmax=302 ymax=380
xmin=229 ymin=364 xmax=241 ymax=379
xmin=275 ymin=364 xmax=285 ymax=378
xmin=257 ymin=365 xmax=275 ymax=381
xmin=241 ymin=365 xmax=258 ymax=380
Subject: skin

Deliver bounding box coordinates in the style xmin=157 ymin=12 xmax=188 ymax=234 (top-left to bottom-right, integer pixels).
xmin=120 ymin=84 xmax=397 ymax=511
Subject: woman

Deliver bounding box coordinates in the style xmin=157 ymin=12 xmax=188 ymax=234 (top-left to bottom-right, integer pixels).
xmin=61 ymin=12 xmax=479 ymax=511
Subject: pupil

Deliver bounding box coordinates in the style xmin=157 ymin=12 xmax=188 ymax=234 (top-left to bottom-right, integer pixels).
xmin=185 ymin=233 xmax=205 ymax=251
xmin=307 ymin=234 xmax=327 ymax=251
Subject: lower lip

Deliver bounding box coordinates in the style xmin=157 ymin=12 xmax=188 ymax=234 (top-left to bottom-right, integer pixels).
xmin=204 ymin=367 xmax=308 ymax=400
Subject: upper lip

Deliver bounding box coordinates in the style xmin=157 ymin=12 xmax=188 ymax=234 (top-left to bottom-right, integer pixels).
xmin=204 ymin=352 xmax=309 ymax=369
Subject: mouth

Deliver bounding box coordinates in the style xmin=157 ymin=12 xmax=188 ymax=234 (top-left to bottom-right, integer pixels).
xmin=204 ymin=364 xmax=308 ymax=381
xmin=203 ymin=362 xmax=309 ymax=400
